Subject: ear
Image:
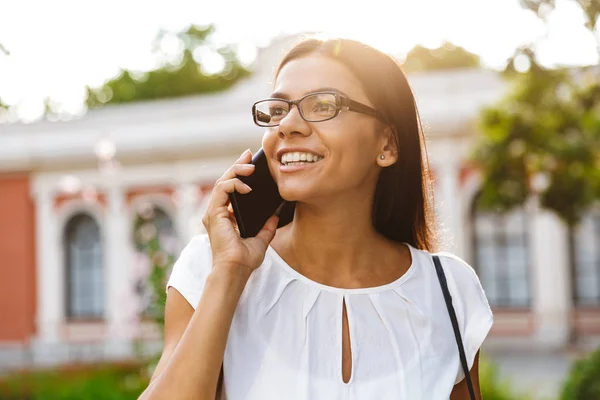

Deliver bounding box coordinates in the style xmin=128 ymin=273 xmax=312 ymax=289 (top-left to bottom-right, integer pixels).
xmin=376 ymin=125 xmax=398 ymax=167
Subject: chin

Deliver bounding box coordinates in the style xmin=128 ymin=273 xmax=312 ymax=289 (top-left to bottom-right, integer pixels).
xmin=277 ymin=184 xmax=315 ymax=203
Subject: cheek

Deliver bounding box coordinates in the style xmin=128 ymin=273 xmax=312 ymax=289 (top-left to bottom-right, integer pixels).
xmin=261 ymin=129 xmax=282 ymax=179
xmin=261 ymin=129 xmax=278 ymax=152
xmin=321 ymin=121 xmax=378 ymax=166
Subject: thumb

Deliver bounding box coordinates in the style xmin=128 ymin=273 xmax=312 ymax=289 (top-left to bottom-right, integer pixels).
xmin=254 ymin=215 xmax=279 ymax=248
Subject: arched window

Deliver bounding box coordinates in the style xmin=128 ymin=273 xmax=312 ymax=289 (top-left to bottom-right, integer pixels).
xmin=574 ymin=208 xmax=600 ymax=306
xmin=471 ymin=197 xmax=531 ymax=308
xmin=64 ymin=213 xmax=104 ymax=319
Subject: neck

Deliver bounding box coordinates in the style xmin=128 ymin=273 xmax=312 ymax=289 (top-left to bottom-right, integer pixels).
xmin=279 ymin=191 xmax=390 ymax=286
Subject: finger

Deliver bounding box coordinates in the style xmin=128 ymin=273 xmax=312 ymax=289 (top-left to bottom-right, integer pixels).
xmin=229 ymin=214 xmax=240 ymax=235
xmin=203 ymin=183 xmax=245 ymax=229
xmin=254 ymin=215 xmax=279 ymax=248
xmin=227 ymin=204 xmax=238 ymax=225
xmin=208 ymin=178 xmax=252 ymax=216
xmin=235 ymin=149 xmax=253 ymax=164
xmin=215 ymin=163 xmax=255 ymax=186
xmin=213 ymin=148 xmax=252 ymax=186
xmin=230 ymin=163 xmax=256 ymax=176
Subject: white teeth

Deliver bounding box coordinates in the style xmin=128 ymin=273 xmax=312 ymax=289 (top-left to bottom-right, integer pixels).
xmin=280 ymin=152 xmax=323 ymax=165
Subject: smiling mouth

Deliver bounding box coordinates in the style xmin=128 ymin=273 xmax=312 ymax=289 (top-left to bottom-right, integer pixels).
xmin=280 ymin=152 xmax=324 ymax=166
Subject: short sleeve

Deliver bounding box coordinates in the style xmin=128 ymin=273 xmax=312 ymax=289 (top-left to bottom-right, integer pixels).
xmin=436 ymin=252 xmax=494 ymax=384
xmin=166 ymin=234 xmax=213 ymax=309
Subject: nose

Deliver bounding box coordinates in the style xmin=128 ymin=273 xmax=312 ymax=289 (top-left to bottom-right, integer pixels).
xmin=278 ymin=105 xmax=311 ymax=139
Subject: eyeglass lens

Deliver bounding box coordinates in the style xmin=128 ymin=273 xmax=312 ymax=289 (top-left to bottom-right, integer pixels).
xmin=254 ymin=93 xmax=338 ymax=126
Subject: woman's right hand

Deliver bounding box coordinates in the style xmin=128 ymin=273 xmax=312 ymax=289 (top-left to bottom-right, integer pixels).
xmin=202 ymin=149 xmax=279 ymax=275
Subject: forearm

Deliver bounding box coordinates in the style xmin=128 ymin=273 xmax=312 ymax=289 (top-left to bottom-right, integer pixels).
xmin=140 ymin=266 xmax=249 ymax=400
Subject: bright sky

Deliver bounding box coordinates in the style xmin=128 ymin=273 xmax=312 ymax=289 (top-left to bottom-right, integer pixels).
xmin=0 ymin=0 xmax=598 ymax=122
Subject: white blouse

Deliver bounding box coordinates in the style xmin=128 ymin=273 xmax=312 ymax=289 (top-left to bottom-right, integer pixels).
xmin=166 ymin=234 xmax=493 ymax=400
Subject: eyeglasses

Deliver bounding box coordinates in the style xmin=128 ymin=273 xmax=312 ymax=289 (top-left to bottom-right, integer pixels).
xmin=252 ymin=91 xmax=384 ymax=127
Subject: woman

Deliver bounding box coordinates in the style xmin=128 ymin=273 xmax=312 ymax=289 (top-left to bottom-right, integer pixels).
xmin=139 ymin=38 xmax=493 ymax=400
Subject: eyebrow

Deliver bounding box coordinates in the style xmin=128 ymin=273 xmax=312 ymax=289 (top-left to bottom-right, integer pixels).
xmin=269 ymin=87 xmax=350 ymax=100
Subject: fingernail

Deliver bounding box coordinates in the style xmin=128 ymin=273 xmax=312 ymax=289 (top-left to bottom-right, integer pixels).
xmin=240 ymin=164 xmax=255 ymax=169
xmin=237 ymin=149 xmax=250 ymax=161
xmin=274 ymin=201 xmax=285 ymax=217
xmin=244 ymin=183 xmax=252 ymax=191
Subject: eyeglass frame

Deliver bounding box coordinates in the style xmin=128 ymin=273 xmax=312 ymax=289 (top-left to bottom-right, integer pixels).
xmin=251 ymin=91 xmax=385 ymax=127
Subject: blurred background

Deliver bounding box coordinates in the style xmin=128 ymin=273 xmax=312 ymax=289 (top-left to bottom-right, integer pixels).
xmin=0 ymin=0 xmax=599 ymax=399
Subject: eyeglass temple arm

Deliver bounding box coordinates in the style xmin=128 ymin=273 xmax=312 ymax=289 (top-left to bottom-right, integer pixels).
xmin=341 ymin=97 xmax=384 ymax=120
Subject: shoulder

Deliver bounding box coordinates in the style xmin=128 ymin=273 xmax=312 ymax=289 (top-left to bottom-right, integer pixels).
xmin=433 ymin=252 xmax=483 ymax=291
xmin=185 ymin=234 xmax=212 ymax=259
xmin=426 ymin=250 xmax=493 ymax=383
xmin=423 ymin=250 xmax=490 ymax=309
xmin=165 ymin=234 xmax=213 ymax=309
xmin=408 ymin=246 xmax=492 ymax=327
xmin=406 ymin=246 xmax=477 ymax=282
xmin=172 ymin=234 xmax=213 ymax=280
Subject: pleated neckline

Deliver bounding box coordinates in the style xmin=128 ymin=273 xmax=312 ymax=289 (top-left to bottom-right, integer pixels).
xmin=266 ymin=243 xmax=416 ymax=295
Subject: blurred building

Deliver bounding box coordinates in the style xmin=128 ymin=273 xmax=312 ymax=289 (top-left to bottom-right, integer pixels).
xmin=0 ymin=36 xmax=599 ymax=369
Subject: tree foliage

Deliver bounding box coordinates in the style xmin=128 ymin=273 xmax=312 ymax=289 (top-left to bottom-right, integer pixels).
xmin=472 ymin=0 xmax=600 ymax=227
xmin=86 ymin=25 xmax=250 ymax=108
xmin=402 ymin=42 xmax=480 ymax=73
xmin=561 ymin=345 xmax=600 ymax=400
xmin=132 ymin=207 xmax=176 ymax=331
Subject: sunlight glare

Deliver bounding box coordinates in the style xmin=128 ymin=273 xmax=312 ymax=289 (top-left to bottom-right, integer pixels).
xmin=94 ymin=138 xmax=117 ymax=161
xmin=159 ymin=34 xmax=185 ymax=56
xmin=192 ymin=46 xmax=226 ymax=74
xmin=0 ymin=0 xmax=597 ymax=114
xmin=58 ymin=175 xmax=82 ymax=194
xmin=514 ymin=54 xmax=531 ymax=73
xmin=237 ymin=42 xmax=259 ymax=68
xmin=16 ymin=99 xmax=45 ymax=123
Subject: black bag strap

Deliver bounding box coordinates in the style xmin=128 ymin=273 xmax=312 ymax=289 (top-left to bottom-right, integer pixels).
xmin=432 ymin=255 xmax=476 ymax=400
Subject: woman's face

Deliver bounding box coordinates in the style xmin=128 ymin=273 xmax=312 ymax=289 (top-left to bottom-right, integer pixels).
xmin=262 ymin=55 xmax=392 ymax=204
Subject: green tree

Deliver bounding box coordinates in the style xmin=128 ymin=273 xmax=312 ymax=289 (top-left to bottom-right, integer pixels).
xmin=402 ymin=42 xmax=481 ymax=73
xmin=130 ymin=206 xmax=177 ymax=375
xmin=132 ymin=207 xmax=176 ymax=334
xmin=561 ymin=345 xmax=600 ymax=400
xmin=86 ymin=25 xmax=250 ymax=108
xmin=472 ymin=0 xmax=600 ymax=342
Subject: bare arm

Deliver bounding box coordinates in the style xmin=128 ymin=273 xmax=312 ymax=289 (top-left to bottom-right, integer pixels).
xmin=148 ymin=288 xmax=194 ymax=386
xmin=139 ymin=266 xmax=250 ymax=400
xmin=450 ymin=350 xmax=482 ymax=400
xmin=138 ymin=149 xmax=278 ymax=400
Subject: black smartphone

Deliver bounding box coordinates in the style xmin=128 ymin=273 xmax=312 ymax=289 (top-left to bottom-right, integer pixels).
xmin=229 ymin=148 xmax=294 ymax=238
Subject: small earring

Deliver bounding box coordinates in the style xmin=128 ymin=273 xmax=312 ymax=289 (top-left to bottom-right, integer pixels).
xmin=380 ymin=155 xmax=385 ymax=160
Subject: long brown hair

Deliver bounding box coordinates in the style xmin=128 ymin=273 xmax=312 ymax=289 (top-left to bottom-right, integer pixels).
xmin=275 ymin=37 xmax=437 ymax=252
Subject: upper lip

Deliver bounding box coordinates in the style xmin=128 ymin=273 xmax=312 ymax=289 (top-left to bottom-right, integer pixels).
xmin=276 ymin=147 xmax=324 ymax=161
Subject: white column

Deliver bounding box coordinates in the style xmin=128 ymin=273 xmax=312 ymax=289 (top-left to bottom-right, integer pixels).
xmin=105 ymin=183 xmax=134 ymax=357
xmin=33 ymin=187 xmax=63 ymax=363
xmin=176 ymin=183 xmax=200 ymax=245
xmin=530 ymin=198 xmax=571 ymax=348
xmin=437 ymin=162 xmax=464 ymax=256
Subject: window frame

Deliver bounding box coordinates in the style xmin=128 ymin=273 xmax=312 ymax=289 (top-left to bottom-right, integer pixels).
xmin=63 ymin=212 xmax=105 ymax=321
xmin=574 ymin=207 xmax=600 ymax=307
xmin=470 ymin=195 xmax=532 ymax=309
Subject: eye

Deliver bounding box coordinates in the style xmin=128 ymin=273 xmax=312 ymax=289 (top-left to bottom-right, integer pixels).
xmin=269 ymin=105 xmax=288 ymax=117
xmin=313 ymin=100 xmax=336 ymax=113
